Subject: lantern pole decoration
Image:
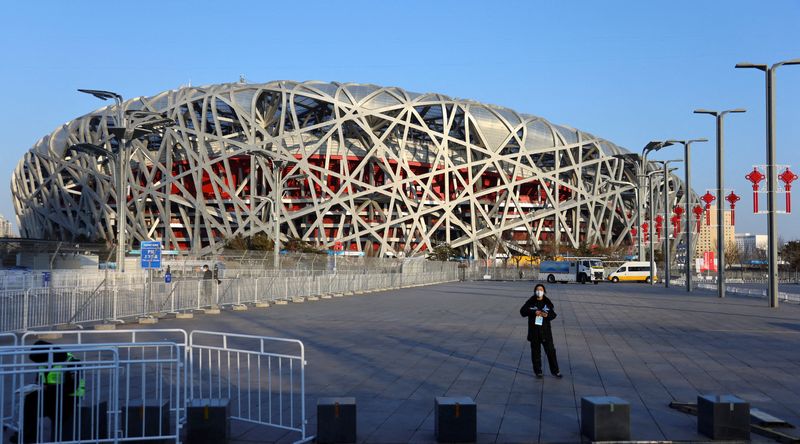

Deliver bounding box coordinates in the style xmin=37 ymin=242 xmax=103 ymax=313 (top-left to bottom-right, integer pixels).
xmin=745 ymin=167 xmax=765 ymax=213
xmin=700 ymin=191 xmax=716 ymax=225
xmin=725 ymin=191 xmax=741 ymax=225
xmin=692 ymin=204 xmax=704 ymax=232
xmin=655 ymin=214 xmax=664 ymax=241
xmin=778 ymin=167 xmax=797 ymax=213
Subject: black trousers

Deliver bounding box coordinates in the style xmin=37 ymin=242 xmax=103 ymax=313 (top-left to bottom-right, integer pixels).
xmin=530 ymin=340 xmax=560 ymax=375
xmin=22 ymin=389 xmax=75 ymax=443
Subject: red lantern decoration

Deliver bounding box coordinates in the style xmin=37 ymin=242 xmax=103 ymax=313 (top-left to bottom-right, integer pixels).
xmin=700 ymin=191 xmax=716 ymax=225
xmin=778 ymin=167 xmax=798 ymax=213
xmin=670 ymin=214 xmax=680 ymax=238
xmin=745 ymin=167 xmax=765 ymax=213
xmin=655 ymin=214 xmax=663 ymax=241
xmin=674 ymin=205 xmax=684 ymax=218
xmin=630 ymin=227 xmax=637 ymax=241
xmin=692 ymin=205 xmax=704 ymax=232
xmin=641 ymin=222 xmax=649 ymax=243
xmin=725 ymin=191 xmax=741 ymax=225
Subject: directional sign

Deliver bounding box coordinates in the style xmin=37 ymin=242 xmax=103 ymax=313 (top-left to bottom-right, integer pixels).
xmin=140 ymin=241 xmax=162 ymax=269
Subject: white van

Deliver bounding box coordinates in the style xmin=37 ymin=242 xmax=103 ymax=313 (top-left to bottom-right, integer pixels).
xmin=607 ymin=261 xmax=658 ymax=283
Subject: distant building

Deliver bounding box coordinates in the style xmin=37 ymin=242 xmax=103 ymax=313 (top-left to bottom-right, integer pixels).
xmin=694 ymin=208 xmax=735 ymax=259
xmin=0 ymin=215 xmax=13 ymax=237
xmin=735 ymin=232 xmax=767 ymax=260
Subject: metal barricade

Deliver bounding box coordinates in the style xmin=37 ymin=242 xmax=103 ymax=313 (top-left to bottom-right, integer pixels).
xmin=188 ymin=330 xmax=310 ymax=442
xmin=1 ymin=345 xmax=121 ymax=444
xmin=22 ymin=329 xmax=189 ymax=431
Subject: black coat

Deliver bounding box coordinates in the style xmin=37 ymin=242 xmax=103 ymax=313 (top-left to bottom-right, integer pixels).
xmin=519 ymin=295 xmax=558 ymax=343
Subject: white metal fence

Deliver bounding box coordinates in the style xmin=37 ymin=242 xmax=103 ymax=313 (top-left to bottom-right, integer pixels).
xmin=1 ymin=344 xmax=122 ymax=443
xmin=188 ymin=331 xmax=308 ymax=438
xmin=1 ymin=269 xmax=458 ymax=333
xmin=694 ymin=282 xmax=800 ymax=303
xmin=3 ymin=328 xmax=312 ymax=443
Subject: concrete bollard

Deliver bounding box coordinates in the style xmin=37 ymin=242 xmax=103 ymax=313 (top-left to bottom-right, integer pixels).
xmin=697 ymin=395 xmax=750 ymax=440
xmin=581 ymin=396 xmax=630 ymax=442
xmin=122 ymin=399 xmax=171 ymax=443
xmin=186 ymin=398 xmax=230 ymax=444
xmin=317 ymin=397 xmax=356 ymax=444
xmin=434 ymin=396 xmax=476 ymax=443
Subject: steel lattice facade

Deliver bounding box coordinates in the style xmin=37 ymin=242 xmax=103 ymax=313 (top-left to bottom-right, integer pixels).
xmin=12 ymin=80 xmax=694 ymax=258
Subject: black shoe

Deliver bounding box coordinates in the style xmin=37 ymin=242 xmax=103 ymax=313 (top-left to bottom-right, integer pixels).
xmin=554 ymin=373 xmax=563 ymax=378
xmin=535 ymin=373 xmax=543 ymax=378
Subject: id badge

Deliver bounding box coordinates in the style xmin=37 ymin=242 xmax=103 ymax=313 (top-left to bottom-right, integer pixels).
xmin=535 ymin=315 xmax=544 ymax=326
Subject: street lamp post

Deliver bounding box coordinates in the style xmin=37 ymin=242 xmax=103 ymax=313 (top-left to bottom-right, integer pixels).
xmin=639 ymin=142 xmax=668 ymax=260
xmin=76 ymin=89 xmax=175 ymax=272
xmin=602 ymin=177 xmax=640 ymax=254
xmin=693 ymin=108 xmax=746 ymax=299
xmin=78 ymin=89 xmax=125 ymax=270
xmin=246 ymin=149 xmax=286 ymax=270
xmin=665 ymin=139 xmax=709 ymax=291
xmin=736 ymin=58 xmax=800 ymax=308
xmin=658 ymin=160 xmax=683 ymax=288
xmin=642 ymin=169 xmax=667 ymax=285
xmin=244 ymin=149 xmax=308 ymax=270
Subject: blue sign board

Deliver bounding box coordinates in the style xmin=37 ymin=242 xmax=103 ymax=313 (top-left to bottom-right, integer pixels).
xmin=164 ymin=272 xmax=172 ymax=284
xmin=140 ymin=241 xmax=162 ymax=269
xmin=42 ymin=271 xmax=51 ymax=287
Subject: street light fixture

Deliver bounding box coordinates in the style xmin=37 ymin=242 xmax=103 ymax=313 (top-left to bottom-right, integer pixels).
xmin=665 ymin=138 xmax=709 ymax=292
xmin=641 ymin=141 xmax=672 ymax=260
xmin=693 ymin=108 xmax=746 ymax=299
xmin=601 ymin=176 xmax=641 ymax=253
xmin=642 ymin=165 xmax=676 ymax=286
xmin=653 ymin=159 xmax=683 ymax=288
xmin=79 ymin=89 xmax=127 ymax=271
xmin=735 ymin=58 xmax=800 ymax=308
xmin=243 ymin=149 xmax=305 ymax=270
xmin=78 ymin=89 xmax=175 ymax=272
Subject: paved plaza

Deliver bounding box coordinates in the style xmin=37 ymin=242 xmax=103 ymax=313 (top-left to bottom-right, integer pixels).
xmin=141 ymin=280 xmax=800 ymax=443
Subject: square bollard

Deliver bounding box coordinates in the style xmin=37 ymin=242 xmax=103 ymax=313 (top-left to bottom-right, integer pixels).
xmin=186 ymin=398 xmax=231 ymax=444
xmin=581 ymin=396 xmax=630 ymax=442
xmin=122 ymin=399 xmax=171 ymax=444
xmin=697 ymin=394 xmax=750 ymax=440
xmin=317 ymin=397 xmax=357 ymax=444
xmin=77 ymin=401 xmax=109 ymax=440
xmin=435 ymin=396 xmax=476 ymax=443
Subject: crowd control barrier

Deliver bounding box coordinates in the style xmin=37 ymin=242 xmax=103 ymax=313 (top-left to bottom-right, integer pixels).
xmin=3 ymin=328 xmax=311 ymax=443
xmin=188 ymin=330 xmax=310 ymax=441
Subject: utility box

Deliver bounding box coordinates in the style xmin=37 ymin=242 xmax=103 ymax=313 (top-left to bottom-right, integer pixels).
xmin=317 ymin=397 xmax=356 ymax=444
xmin=186 ymin=398 xmax=231 ymax=444
xmin=434 ymin=396 xmax=476 ymax=443
xmin=581 ymin=396 xmax=630 ymax=442
xmin=122 ymin=399 xmax=171 ymax=443
xmin=697 ymin=394 xmax=750 ymax=440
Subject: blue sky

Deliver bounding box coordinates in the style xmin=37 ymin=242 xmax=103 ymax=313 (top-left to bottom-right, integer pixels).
xmin=1 ymin=0 xmax=799 ymax=239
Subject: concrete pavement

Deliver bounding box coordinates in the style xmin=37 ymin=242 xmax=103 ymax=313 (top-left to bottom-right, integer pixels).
xmin=133 ymin=280 xmax=800 ymax=443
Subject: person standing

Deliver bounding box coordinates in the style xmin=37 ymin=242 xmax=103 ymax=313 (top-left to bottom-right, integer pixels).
xmin=520 ymin=283 xmax=562 ymax=379
xmin=202 ymin=264 xmax=214 ymax=307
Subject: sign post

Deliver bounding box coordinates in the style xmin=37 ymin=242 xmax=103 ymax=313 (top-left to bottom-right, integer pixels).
xmin=140 ymin=241 xmax=162 ymax=317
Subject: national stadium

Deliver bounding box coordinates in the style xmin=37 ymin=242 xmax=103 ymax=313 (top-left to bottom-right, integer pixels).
xmin=11 ymin=80 xmax=694 ymax=258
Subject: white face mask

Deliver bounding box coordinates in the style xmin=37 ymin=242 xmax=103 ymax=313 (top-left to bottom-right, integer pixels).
xmin=535 ymin=290 xmax=544 ymax=297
